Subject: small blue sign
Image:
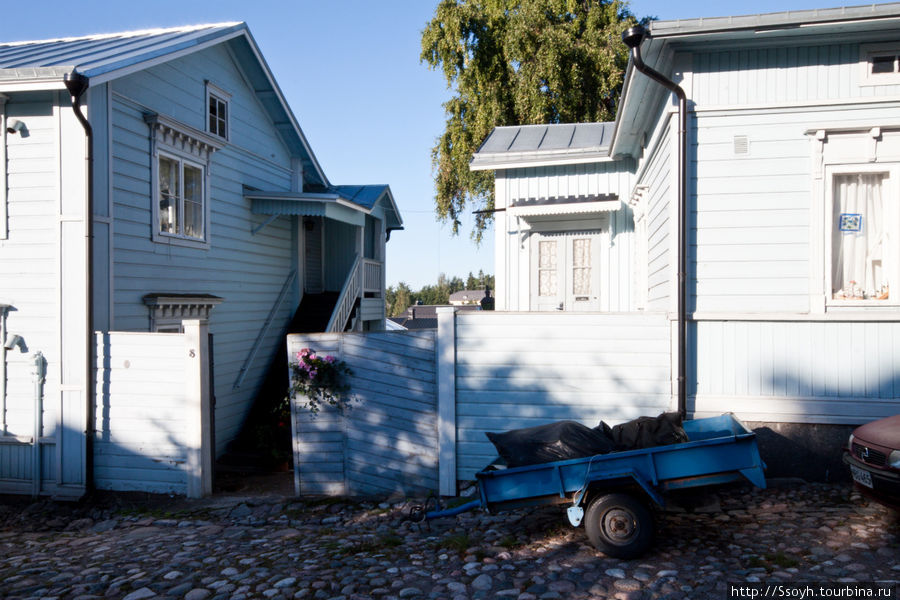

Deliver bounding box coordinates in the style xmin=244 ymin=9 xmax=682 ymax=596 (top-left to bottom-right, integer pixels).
xmin=839 ymin=213 xmax=862 ymax=233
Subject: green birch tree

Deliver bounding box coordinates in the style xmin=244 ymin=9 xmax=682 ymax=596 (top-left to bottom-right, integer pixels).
xmin=421 ymin=0 xmax=641 ymax=241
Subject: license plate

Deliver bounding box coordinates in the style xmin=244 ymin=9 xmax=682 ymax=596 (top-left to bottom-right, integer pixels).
xmin=850 ymin=464 xmax=874 ymax=489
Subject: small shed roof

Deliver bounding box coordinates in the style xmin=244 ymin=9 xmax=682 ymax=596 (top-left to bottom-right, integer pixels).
xmin=246 ymin=184 xmax=403 ymax=230
xmin=470 ymin=122 xmax=615 ymax=171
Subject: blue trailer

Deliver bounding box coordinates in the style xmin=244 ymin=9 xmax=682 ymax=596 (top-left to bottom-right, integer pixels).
xmin=425 ymin=413 xmax=766 ymax=558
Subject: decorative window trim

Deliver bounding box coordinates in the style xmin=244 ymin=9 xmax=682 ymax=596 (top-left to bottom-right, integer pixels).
xmin=143 ymin=294 xmax=223 ymax=333
xmin=823 ymin=162 xmax=898 ymax=308
xmin=808 ymin=126 xmax=900 ymax=312
xmin=859 ymin=43 xmax=900 ymax=86
xmin=144 ymin=113 xmax=223 ymax=249
xmin=205 ymin=81 xmax=230 ymax=141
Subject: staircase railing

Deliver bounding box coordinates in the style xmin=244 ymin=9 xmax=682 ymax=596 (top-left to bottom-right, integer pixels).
xmin=362 ymin=259 xmax=382 ymax=296
xmin=326 ymin=255 xmax=361 ymax=333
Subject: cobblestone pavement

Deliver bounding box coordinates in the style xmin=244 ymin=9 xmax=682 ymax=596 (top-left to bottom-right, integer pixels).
xmin=0 ymin=480 xmax=898 ymax=600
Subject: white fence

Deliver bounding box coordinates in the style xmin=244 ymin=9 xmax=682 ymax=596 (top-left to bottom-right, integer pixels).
xmin=288 ymin=310 xmax=672 ymax=496
xmin=287 ymin=331 xmax=438 ymax=496
xmin=94 ymin=321 xmax=212 ymax=497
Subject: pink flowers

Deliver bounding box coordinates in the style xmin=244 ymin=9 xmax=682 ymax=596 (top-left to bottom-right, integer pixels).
xmin=289 ymin=347 xmax=353 ymax=415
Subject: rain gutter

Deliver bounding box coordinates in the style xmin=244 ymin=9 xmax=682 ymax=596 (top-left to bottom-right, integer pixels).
xmin=621 ymin=26 xmax=688 ymax=420
xmin=63 ymin=71 xmax=95 ymax=494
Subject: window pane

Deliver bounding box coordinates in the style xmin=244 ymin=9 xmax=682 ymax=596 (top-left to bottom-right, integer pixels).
xmin=158 ymin=156 xmax=178 ymax=234
xmin=209 ymin=95 xmax=227 ymax=138
xmin=832 ymin=173 xmax=888 ymax=300
xmin=538 ymin=241 xmax=558 ymax=296
xmin=539 ymin=271 xmax=558 ymax=297
xmin=871 ymin=55 xmax=896 ymax=74
xmin=183 ymin=164 xmax=204 ymax=239
xmin=572 ymin=238 xmax=591 ymax=295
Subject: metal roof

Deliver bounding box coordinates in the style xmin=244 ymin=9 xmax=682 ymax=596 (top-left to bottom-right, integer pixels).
xmin=0 ymin=22 xmax=333 ymax=189
xmin=650 ymin=2 xmax=900 ymax=40
xmin=0 ymin=23 xmax=244 ymax=82
xmin=470 ymin=122 xmax=615 ymax=170
xmin=246 ymin=184 xmax=403 ymax=230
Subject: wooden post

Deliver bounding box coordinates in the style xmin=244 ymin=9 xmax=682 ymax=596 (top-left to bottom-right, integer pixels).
xmin=184 ymin=319 xmax=211 ymax=498
xmin=436 ymin=306 xmax=457 ymax=496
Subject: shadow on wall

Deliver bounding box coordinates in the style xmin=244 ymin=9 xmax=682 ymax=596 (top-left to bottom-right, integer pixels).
xmin=748 ymin=423 xmax=855 ymax=483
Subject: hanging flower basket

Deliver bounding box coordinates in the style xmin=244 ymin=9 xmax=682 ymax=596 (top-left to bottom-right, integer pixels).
xmin=288 ymin=348 xmax=353 ymax=415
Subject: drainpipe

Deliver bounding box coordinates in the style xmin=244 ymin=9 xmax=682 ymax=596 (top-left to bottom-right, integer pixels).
xmin=63 ymin=71 xmax=95 ymax=493
xmin=621 ymin=26 xmax=688 ymax=420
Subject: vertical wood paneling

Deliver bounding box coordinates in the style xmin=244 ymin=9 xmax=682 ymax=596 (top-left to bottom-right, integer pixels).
xmin=691 ymin=43 xmax=900 ymax=107
xmin=287 ymin=331 xmax=438 ymax=496
xmin=693 ymin=320 xmax=900 ymax=423
xmin=93 ymin=332 xmax=189 ymax=494
xmin=454 ymin=312 xmax=672 ymax=479
xmin=500 ymin=160 xmax=636 ymax=312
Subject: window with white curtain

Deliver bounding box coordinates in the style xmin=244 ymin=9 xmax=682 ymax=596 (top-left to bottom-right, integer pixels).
xmin=831 ymin=173 xmax=889 ymax=300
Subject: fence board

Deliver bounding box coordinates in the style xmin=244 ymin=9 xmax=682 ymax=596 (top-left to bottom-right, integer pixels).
xmin=288 ymin=331 xmax=438 ymax=496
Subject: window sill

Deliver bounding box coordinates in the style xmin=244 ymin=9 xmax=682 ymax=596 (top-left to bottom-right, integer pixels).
xmin=152 ymin=232 xmax=210 ymax=250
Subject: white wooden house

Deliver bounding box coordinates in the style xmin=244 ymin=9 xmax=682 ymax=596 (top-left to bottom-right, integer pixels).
xmin=0 ymin=23 xmax=401 ymax=497
xmin=471 ymin=3 xmax=900 ymax=479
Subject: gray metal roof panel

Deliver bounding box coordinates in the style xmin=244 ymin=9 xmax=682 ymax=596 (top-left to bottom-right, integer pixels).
xmin=650 ymin=2 xmax=900 ymax=38
xmin=471 ymin=122 xmax=614 ymax=169
xmin=0 ymin=23 xmax=243 ymax=79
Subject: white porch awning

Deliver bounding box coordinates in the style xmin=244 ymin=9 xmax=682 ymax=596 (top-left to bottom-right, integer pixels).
xmin=506 ymin=194 xmax=621 ymax=218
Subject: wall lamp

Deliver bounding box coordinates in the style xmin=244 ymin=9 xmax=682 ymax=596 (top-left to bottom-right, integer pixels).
xmin=6 ymin=118 xmax=26 ymax=135
xmin=3 ymin=334 xmax=24 ymax=351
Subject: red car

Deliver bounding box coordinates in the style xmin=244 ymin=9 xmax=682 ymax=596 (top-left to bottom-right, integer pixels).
xmin=843 ymin=415 xmax=900 ymax=510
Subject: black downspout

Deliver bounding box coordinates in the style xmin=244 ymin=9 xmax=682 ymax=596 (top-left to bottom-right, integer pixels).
xmin=621 ymin=26 xmax=688 ymax=420
xmin=63 ymin=71 xmax=95 ymax=494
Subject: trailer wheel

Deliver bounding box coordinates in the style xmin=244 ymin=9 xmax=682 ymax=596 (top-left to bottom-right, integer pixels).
xmin=584 ymin=493 xmax=654 ymax=559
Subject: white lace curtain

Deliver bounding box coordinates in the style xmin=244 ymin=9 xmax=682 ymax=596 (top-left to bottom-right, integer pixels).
xmin=832 ymin=173 xmax=888 ymax=300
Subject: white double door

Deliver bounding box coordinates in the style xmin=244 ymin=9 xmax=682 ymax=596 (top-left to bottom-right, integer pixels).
xmin=530 ymin=231 xmax=601 ymax=311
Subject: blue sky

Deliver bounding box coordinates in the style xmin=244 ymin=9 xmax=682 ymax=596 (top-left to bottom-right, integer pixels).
xmin=7 ymin=0 xmax=861 ymax=288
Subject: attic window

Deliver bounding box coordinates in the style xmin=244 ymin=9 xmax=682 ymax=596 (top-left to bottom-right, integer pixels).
xmin=206 ymin=82 xmax=230 ymax=141
xmin=860 ymin=44 xmax=900 ymax=85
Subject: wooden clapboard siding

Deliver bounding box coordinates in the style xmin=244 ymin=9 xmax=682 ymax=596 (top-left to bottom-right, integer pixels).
xmin=636 ymin=117 xmax=674 ymax=312
xmin=691 ymin=43 xmax=900 ymax=107
xmin=453 ymin=312 xmax=672 ymax=479
xmin=93 ymin=332 xmax=188 ymax=494
xmin=689 ymin=102 xmax=900 ymax=313
xmin=691 ymin=320 xmax=900 ymax=424
xmin=0 ymin=94 xmax=61 ymax=446
xmin=497 ymin=161 xmax=636 ymax=311
xmin=109 ymin=44 xmax=298 ymax=454
xmin=287 ymin=331 xmax=438 ymax=495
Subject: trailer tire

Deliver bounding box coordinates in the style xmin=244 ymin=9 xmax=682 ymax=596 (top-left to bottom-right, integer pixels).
xmin=584 ymin=493 xmax=654 ymax=559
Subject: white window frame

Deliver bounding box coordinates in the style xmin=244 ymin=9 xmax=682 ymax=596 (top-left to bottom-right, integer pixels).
xmin=156 ymin=150 xmax=207 ymax=243
xmin=824 ymin=162 xmax=899 ymax=308
xmin=145 ymin=113 xmax=223 ymax=250
xmin=859 ymin=43 xmax=900 ymax=86
xmin=205 ymin=81 xmax=230 ymax=141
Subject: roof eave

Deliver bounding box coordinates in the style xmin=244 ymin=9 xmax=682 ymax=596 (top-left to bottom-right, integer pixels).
xmin=470 ymin=149 xmax=613 ymax=171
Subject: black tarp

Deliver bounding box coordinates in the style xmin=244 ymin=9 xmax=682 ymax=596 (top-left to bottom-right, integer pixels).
xmin=486 ymin=412 xmax=688 ymax=468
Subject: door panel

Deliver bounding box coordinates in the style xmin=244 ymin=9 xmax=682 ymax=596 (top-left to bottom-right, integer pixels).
xmin=530 ymin=231 xmax=601 ymax=311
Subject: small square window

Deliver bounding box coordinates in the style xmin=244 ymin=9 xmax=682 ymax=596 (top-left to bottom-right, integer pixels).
xmin=205 ymin=82 xmax=230 ymax=141
xmin=871 ymin=55 xmax=897 ymax=74
xmin=860 ymin=44 xmax=900 ymax=85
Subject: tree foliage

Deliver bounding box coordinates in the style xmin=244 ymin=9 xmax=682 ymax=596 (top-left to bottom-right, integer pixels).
xmin=421 ymin=0 xmax=640 ymax=241
xmin=386 ymin=271 xmax=496 ymax=316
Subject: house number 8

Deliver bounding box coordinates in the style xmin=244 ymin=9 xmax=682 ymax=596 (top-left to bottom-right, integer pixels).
xmin=189 ymin=349 xmax=195 ymax=358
